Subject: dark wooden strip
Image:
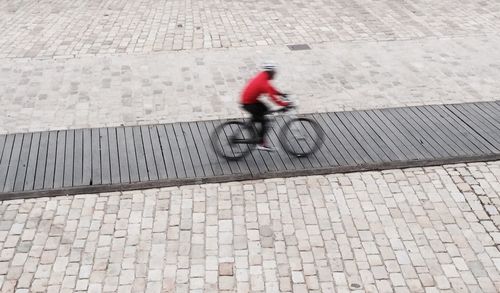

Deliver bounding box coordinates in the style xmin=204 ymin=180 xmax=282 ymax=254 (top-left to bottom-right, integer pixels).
xmin=91 ymin=128 xmax=102 ymax=186
xmin=180 ymin=122 xmax=205 ymax=177
xmin=132 ymin=126 xmax=149 ymax=181
xmin=397 ymin=107 xmax=456 ymax=157
xmin=188 ymin=122 xmax=215 ymax=177
xmin=34 ymin=132 xmax=49 ymax=190
xmin=407 ymin=107 xmax=466 ymax=156
xmin=437 ymin=105 xmax=498 ymax=153
xmin=454 ymin=104 xmax=500 ymax=145
xmin=420 ymin=106 xmax=482 ymax=154
xmin=41 ymin=132 xmax=56 ymax=189
xmin=82 ymin=129 xmax=92 ymax=186
xmin=156 ymin=125 xmax=178 ymax=178
xmin=312 ymin=113 xmax=352 ymax=166
xmin=356 ymin=111 xmax=408 ymax=161
xmin=230 ymin=122 xmax=268 ymax=175
xmin=99 ymin=128 xmax=111 ymax=185
xmin=173 ymin=123 xmax=196 ymax=178
xmin=367 ymin=110 xmax=424 ymax=160
xmin=116 ymin=127 xmax=131 ymax=184
xmin=124 ymin=127 xmax=140 ymax=183
xmin=73 ymin=129 xmax=83 ymax=186
xmin=477 ymin=103 xmax=500 ymax=128
xmin=63 ymin=130 xmax=74 ymax=187
xmin=53 ymin=131 xmax=66 ymax=189
xmin=306 ymin=115 xmax=340 ymax=167
xmin=12 ymin=134 xmax=32 ymax=192
xmin=148 ymin=125 xmax=168 ymax=180
xmin=196 ymin=121 xmax=228 ymax=176
xmin=165 ymin=124 xmax=187 ymax=178
xmin=23 ymin=132 xmax=41 ymax=191
xmin=141 ymin=126 xmax=159 ymax=181
xmin=326 ymin=112 xmax=374 ymax=164
xmin=0 ymin=135 xmax=14 ymax=190
xmin=341 ymin=111 xmax=393 ymax=161
xmin=2 ymin=134 xmax=24 ymax=192
xmin=379 ymin=109 xmax=435 ymax=159
xmin=107 ymin=128 xmax=121 ymax=184
xmin=0 ymin=135 xmax=6 ymax=164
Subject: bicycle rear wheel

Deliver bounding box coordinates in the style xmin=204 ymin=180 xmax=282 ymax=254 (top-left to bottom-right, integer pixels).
xmin=279 ymin=117 xmax=324 ymax=157
xmin=210 ymin=121 xmax=257 ymax=160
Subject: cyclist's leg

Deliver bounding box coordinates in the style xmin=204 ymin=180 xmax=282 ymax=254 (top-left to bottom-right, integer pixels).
xmin=242 ymin=102 xmax=268 ymax=144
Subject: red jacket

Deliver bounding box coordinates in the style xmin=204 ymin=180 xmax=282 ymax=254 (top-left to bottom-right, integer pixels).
xmin=241 ymin=72 xmax=288 ymax=106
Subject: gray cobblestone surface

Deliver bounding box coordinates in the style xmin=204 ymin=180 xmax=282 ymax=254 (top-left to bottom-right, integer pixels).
xmin=2 ymin=36 xmax=500 ymax=134
xmin=1 ymin=161 xmax=500 ymax=292
xmin=0 ymin=0 xmax=499 ymax=58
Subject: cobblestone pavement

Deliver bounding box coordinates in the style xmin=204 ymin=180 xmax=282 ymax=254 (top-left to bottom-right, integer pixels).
xmin=2 ymin=35 xmax=500 ymax=134
xmin=0 ymin=0 xmax=499 ymax=58
xmin=0 ymin=161 xmax=500 ymax=292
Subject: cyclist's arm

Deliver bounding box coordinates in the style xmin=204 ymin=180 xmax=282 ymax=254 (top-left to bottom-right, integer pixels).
xmin=264 ymin=82 xmax=288 ymax=107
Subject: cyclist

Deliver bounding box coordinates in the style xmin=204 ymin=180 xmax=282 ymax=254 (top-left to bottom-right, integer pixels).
xmin=241 ymin=63 xmax=291 ymax=151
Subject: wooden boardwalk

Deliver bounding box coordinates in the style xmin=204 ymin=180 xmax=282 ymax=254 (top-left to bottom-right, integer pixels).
xmin=1 ymin=101 xmax=500 ymax=199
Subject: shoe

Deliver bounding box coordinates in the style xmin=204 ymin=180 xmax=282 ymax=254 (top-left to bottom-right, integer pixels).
xmin=257 ymin=144 xmax=275 ymax=152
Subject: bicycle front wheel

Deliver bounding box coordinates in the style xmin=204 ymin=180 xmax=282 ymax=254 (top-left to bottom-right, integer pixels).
xmin=210 ymin=121 xmax=257 ymax=160
xmin=279 ymin=118 xmax=324 ymax=157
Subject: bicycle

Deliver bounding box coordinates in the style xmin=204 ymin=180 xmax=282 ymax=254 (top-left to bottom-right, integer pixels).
xmin=210 ymin=95 xmax=325 ymax=160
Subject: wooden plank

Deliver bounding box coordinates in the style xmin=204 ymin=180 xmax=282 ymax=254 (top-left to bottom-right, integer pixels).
xmin=99 ymin=128 xmax=111 ymax=184
xmin=230 ymin=122 xmax=266 ymax=175
xmin=312 ymin=113 xmax=352 ymax=166
xmin=396 ymin=107 xmax=456 ymax=157
xmin=367 ymin=110 xmax=424 ymax=160
xmin=305 ymin=115 xmax=340 ymax=167
xmin=43 ymin=131 xmax=58 ymax=189
xmin=340 ymin=111 xmax=393 ymax=161
xmin=132 ymin=126 xmax=149 ymax=181
xmin=73 ymin=129 xmax=83 ymax=186
xmin=148 ymin=125 xmax=168 ymax=180
xmin=124 ymin=127 xmax=140 ymax=183
xmin=188 ymin=122 xmax=216 ymax=177
xmin=356 ymin=111 xmax=408 ymax=161
xmin=164 ymin=124 xmax=187 ymax=178
xmin=116 ymin=127 xmax=131 ymax=184
xmin=63 ymin=130 xmax=74 ymax=187
xmin=419 ymin=106 xmax=482 ymax=154
xmin=477 ymin=103 xmax=500 ymax=128
xmin=53 ymin=131 xmax=66 ymax=189
xmin=10 ymin=134 xmax=31 ymax=192
xmin=326 ymin=112 xmax=374 ymax=164
xmin=379 ymin=109 xmax=435 ymax=159
xmin=2 ymin=134 xmax=23 ymax=192
xmin=107 ymin=128 xmax=121 ymax=184
xmin=141 ymin=126 xmax=159 ymax=181
xmin=91 ymin=128 xmax=102 ymax=186
xmin=0 ymin=135 xmax=14 ymax=191
xmin=453 ymin=104 xmax=500 ymax=146
xmin=82 ymin=129 xmax=92 ymax=185
xmin=196 ymin=121 xmax=229 ymax=176
xmin=180 ymin=122 xmax=205 ymax=177
xmin=23 ymin=132 xmax=41 ymax=191
xmin=0 ymin=135 xmax=6 ymax=165
xmin=435 ymin=105 xmax=497 ymax=153
xmin=156 ymin=125 xmax=178 ymax=178
xmin=34 ymin=132 xmax=49 ymax=190
xmin=407 ymin=107 xmax=467 ymax=156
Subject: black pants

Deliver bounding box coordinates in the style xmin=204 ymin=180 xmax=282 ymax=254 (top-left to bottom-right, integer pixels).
xmin=242 ymin=102 xmax=269 ymax=144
